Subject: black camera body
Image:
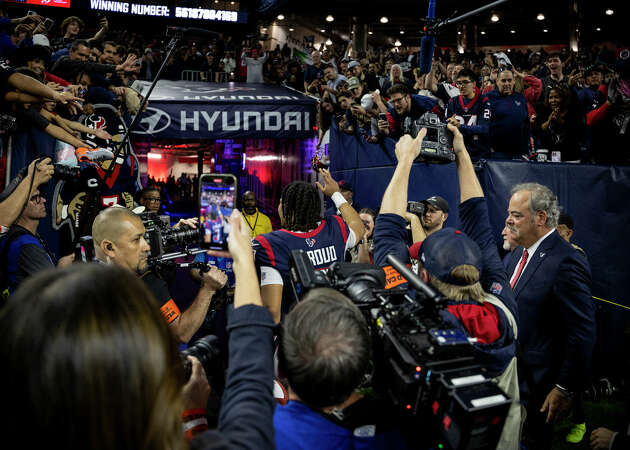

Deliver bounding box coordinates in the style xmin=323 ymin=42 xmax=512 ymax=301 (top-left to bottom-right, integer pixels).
xmin=139 ymin=212 xmax=202 ymax=262
xmin=288 ymin=250 xmax=510 ymax=449
xmin=404 ymin=112 xmax=455 ymax=164
xmin=407 ymin=200 xmax=426 ymax=216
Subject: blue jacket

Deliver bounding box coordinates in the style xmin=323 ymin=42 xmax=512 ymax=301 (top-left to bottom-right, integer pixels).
xmin=191 ymin=304 xmax=276 ymax=450
xmin=506 ymin=230 xmax=596 ymax=394
xmin=274 ymin=401 xmax=407 ymax=450
xmin=486 ymin=90 xmax=530 ymax=157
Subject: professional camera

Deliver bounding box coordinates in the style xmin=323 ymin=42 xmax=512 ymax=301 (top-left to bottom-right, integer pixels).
xmin=403 ymin=112 xmax=455 ymax=164
xmin=289 ymin=250 xmax=511 ymax=450
xmin=181 ymin=335 xmax=225 ymax=393
xmin=52 ymin=163 xmax=80 ymax=181
xmin=407 ymin=200 xmax=426 ymax=216
xmin=139 ymin=212 xmax=203 ymax=262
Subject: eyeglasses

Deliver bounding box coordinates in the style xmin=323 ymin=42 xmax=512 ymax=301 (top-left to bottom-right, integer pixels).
xmin=390 ymin=96 xmax=406 ymax=105
xmin=30 ymin=193 xmax=44 ymax=203
xmin=455 ymin=80 xmax=473 ymax=87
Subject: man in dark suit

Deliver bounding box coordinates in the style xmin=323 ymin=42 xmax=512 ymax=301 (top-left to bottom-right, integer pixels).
xmin=505 ymin=183 xmax=596 ymax=449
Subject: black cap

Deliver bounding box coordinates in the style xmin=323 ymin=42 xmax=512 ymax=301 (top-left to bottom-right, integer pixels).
xmin=338 ymin=180 xmax=353 ymax=192
xmin=421 ymin=195 xmax=449 ymax=213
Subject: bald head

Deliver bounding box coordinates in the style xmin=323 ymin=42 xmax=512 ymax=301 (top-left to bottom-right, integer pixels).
xmin=92 ymin=206 xmax=150 ymax=273
xmin=92 ymin=206 xmax=141 ymax=246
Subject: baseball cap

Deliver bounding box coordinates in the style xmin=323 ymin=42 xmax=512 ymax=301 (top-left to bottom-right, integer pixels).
xmin=347 ymin=77 xmax=361 ymax=90
xmin=421 ymin=195 xmax=449 ymax=213
xmin=338 ymin=180 xmax=353 ymax=192
xmin=348 ymin=60 xmax=361 ymax=69
xmin=360 ymin=93 xmax=374 ymax=110
xmin=32 ymin=34 xmax=50 ymax=47
xmin=419 ymin=228 xmax=482 ymax=286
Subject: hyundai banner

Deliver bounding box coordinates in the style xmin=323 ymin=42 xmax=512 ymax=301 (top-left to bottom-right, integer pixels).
xmin=132 ymin=81 xmax=317 ymax=140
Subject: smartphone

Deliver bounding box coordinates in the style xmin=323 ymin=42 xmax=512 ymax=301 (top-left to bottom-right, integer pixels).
xmin=378 ymin=113 xmax=387 ymax=121
xmin=199 ymin=173 xmax=237 ymax=250
xmin=43 ymin=18 xmax=55 ymax=32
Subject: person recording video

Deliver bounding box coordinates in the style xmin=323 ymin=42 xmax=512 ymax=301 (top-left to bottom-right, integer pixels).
xmin=372 ymin=125 xmax=521 ymax=449
xmin=0 ymin=209 xmax=276 ymax=449
xmin=91 ymin=206 xmax=227 ymax=343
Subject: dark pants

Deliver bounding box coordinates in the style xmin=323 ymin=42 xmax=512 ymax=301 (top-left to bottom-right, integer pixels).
xmin=521 ymin=387 xmax=554 ymax=450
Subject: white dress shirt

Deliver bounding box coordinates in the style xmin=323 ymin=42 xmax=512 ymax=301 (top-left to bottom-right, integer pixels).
xmin=510 ymin=227 xmax=556 ymax=287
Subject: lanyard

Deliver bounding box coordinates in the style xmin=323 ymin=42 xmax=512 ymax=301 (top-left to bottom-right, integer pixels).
xmin=243 ymin=211 xmax=259 ymax=232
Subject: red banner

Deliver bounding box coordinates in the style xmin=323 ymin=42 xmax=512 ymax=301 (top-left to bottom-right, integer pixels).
xmin=5 ymin=0 xmax=71 ymax=8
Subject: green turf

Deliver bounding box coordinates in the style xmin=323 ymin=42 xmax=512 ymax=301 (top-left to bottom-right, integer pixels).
xmin=550 ymin=399 xmax=625 ymax=449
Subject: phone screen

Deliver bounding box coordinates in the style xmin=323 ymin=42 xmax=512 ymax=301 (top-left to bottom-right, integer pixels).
xmin=44 ymin=18 xmax=54 ymax=32
xmin=199 ymin=174 xmax=237 ymax=250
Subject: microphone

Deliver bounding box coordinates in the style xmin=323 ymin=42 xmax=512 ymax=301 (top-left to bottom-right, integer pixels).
xmin=166 ymin=26 xmax=220 ymax=38
xmin=419 ymin=0 xmax=437 ymax=74
xmin=419 ymin=35 xmax=435 ymax=74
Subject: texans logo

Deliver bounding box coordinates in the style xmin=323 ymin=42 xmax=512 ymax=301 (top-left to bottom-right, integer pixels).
xmin=305 ymin=238 xmax=316 ymax=247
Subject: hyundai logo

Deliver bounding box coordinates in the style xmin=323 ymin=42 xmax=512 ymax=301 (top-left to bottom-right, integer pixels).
xmin=134 ymin=107 xmax=171 ymax=135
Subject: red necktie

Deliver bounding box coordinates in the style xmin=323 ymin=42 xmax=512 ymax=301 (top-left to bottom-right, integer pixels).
xmin=510 ymin=249 xmax=529 ymax=288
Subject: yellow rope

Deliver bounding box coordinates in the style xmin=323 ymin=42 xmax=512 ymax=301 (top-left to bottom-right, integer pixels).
xmin=592 ymin=296 xmax=630 ymax=311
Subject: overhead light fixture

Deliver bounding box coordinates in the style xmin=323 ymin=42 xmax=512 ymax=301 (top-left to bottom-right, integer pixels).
xmin=394 ymin=39 xmax=401 ymax=47
xmin=320 ymin=28 xmax=326 ymax=33
xmin=289 ymin=27 xmax=294 ymax=32
xmin=543 ymin=29 xmax=548 ymax=32
xmin=351 ymin=30 xmax=354 ymax=34
xmin=507 ymin=49 xmax=511 ymax=53
xmin=326 ymin=15 xmax=334 ymax=22
xmin=491 ymin=13 xmax=499 ymax=22
xmin=510 ymin=29 xmax=515 ymax=34
xmin=325 ymin=38 xmax=332 ymax=46
xmin=277 ymin=14 xmax=284 ymax=20
xmin=537 ymin=13 xmax=545 ymax=21
xmin=457 ymin=31 xmax=461 ymax=35
xmin=400 ymin=30 xmax=405 ymax=34
xmin=481 ymin=30 xmax=486 ymax=35
xmin=380 ymin=16 xmax=389 ymax=24
xmin=605 ymin=9 xmax=614 ymax=15
xmin=368 ymin=31 xmax=373 ymax=35
xmin=230 ymin=1 xmax=234 ymax=4
xmin=596 ymin=27 xmax=601 ymax=31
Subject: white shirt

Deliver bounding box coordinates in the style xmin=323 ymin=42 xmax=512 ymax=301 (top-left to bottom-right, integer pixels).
xmin=510 ymin=227 xmax=556 ymax=287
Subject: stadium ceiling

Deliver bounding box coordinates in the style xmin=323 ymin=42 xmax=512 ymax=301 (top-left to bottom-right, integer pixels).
xmin=266 ymin=0 xmax=627 ymax=48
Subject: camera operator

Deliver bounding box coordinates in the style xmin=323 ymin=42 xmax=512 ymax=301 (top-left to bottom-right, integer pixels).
xmin=0 ymin=211 xmax=275 ymax=450
xmin=0 ymin=159 xmax=75 ymax=298
xmin=252 ymin=174 xmax=364 ymax=324
xmin=377 ymin=83 xmax=438 ymax=139
xmin=0 ymin=157 xmax=53 ymax=230
xmin=92 ymin=206 xmax=227 ymax=343
xmin=372 ymin=126 xmax=521 ymax=449
xmin=275 ymin=288 xmax=407 ymax=450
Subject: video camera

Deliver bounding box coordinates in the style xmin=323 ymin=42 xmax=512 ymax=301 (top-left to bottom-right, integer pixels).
xmin=139 ymin=212 xmax=202 ymax=263
xmin=403 ymin=112 xmax=455 ymax=164
xmin=288 ymin=250 xmax=510 ymax=450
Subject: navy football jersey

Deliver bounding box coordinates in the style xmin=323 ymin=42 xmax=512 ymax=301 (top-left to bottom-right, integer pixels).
xmin=445 ymin=93 xmax=491 ymax=158
xmin=252 ymin=215 xmax=352 ymax=286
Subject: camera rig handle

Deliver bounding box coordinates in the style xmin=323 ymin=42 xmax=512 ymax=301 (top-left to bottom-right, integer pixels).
xmin=386 ymin=254 xmax=447 ymax=308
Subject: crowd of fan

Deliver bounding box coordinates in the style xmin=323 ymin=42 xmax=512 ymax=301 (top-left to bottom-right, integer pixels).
xmin=2 ymin=6 xmax=628 ymax=168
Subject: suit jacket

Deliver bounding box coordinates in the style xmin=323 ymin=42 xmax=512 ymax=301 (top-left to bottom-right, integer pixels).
xmin=507 ymin=230 xmax=596 ymax=394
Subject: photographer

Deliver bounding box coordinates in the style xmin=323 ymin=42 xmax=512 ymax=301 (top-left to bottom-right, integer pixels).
xmin=275 ymin=288 xmax=407 ymax=450
xmin=0 ymin=157 xmax=53 ymax=229
xmin=372 ymin=126 xmax=521 ymax=449
xmin=92 ymin=206 xmax=227 ymax=343
xmin=0 ymin=210 xmax=275 ymax=449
